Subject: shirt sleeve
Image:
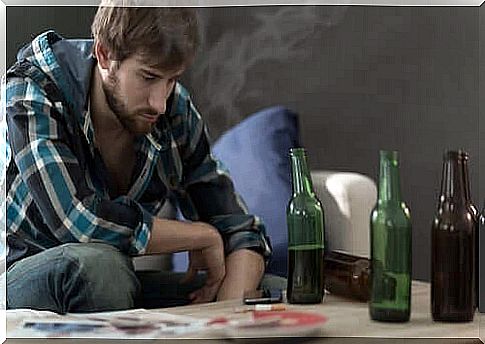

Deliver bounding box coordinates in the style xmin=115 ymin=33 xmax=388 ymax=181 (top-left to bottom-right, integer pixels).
xmin=6 ymin=75 xmax=153 ymax=256
xmin=175 ymin=95 xmax=272 ymax=261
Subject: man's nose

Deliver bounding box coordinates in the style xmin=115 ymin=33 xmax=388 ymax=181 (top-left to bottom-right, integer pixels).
xmin=148 ymin=82 xmax=171 ymax=114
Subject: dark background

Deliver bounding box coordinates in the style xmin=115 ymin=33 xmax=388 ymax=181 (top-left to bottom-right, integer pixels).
xmin=6 ymin=6 xmax=483 ymax=282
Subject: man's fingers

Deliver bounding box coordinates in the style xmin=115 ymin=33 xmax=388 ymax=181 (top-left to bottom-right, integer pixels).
xmin=180 ymin=266 xmax=197 ymax=285
xmin=206 ymin=266 xmax=225 ymax=286
xmin=189 ymin=289 xmax=204 ymax=303
xmin=189 ymin=286 xmax=216 ymax=304
xmin=188 ymin=288 xmax=204 ymax=303
xmin=189 ymin=275 xmax=223 ymax=304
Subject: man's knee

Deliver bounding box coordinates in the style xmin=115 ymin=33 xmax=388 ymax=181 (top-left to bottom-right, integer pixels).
xmin=8 ymin=242 xmax=140 ymax=313
xmin=60 ymin=243 xmax=140 ymax=312
xmin=62 ymin=243 xmax=137 ymax=286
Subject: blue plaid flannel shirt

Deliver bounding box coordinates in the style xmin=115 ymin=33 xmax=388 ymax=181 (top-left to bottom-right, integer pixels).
xmin=3 ymin=31 xmax=272 ymax=267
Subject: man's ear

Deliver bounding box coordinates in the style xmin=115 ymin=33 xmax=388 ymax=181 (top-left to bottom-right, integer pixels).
xmin=94 ymin=41 xmax=111 ymax=70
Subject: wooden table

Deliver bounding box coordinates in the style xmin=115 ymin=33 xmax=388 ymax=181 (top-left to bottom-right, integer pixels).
xmin=6 ymin=281 xmax=484 ymax=344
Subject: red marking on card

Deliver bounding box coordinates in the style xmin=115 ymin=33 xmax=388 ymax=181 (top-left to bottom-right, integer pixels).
xmin=253 ymin=311 xmax=327 ymax=327
xmin=207 ymin=317 xmax=229 ymax=325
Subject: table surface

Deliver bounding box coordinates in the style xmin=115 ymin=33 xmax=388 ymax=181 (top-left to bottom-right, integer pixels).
xmin=6 ymin=280 xmax=484 ymax=342
xmin=166 ymin=280 xmax=482 ymax=339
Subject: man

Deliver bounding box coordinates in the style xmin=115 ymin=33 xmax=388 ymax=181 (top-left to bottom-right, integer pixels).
xmin=3 ymin=3 xmax=276 ymax=314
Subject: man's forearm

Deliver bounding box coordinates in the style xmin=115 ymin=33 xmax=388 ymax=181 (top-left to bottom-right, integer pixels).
xmin=216 ymin=249 xmax=265 ymax=301
xmin=145 ymin=218 xmax=220 ymax=254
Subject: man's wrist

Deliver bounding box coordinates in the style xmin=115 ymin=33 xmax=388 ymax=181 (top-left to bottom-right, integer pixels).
xmin=216 ymin=249 xmax=265 ymax=301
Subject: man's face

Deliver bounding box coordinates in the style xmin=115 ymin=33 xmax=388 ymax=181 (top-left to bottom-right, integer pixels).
xmin=101 ymin=54 xmax=185 ymax=136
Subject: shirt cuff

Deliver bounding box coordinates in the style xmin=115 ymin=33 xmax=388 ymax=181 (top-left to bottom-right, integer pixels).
xmin=208 ymin=214 xmax=273 ymax=261
xmin=127 ymin=200 xmax=154 ymax=256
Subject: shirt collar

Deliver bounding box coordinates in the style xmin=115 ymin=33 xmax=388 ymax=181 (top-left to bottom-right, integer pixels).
xmin=82 ymin=97 xmax=95 ymax=146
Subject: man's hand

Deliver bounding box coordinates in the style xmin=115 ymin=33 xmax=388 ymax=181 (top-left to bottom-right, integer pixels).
xmin=180 ymin=223 xmax=226 ymax=303
xmin=145 ymin=218 xmax=264 ymax=303
xmin=145 ymin=219 xmax=226 ymax=304
xmin=216 ymin=249 xmax=265 ymax=301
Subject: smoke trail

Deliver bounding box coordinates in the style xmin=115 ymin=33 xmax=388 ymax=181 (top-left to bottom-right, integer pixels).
xmin=190 ymin=6 xmax=349 ymax=131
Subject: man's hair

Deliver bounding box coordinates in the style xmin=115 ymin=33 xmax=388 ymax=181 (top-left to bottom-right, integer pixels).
xmin=91 ymin=1 xmax=199 ymax=70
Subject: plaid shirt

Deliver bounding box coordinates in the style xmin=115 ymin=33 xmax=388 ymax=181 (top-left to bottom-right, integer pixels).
xmin=3 ymin=31 xmax=272 ymax=267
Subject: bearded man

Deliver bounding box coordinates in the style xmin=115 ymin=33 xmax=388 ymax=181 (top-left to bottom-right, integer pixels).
xmin=3 ymin=3 xmax=278 ymax=314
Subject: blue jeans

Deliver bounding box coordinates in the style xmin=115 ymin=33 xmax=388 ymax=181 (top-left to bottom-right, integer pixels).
xmin=6 ymin=242 xmax=287 ymax=314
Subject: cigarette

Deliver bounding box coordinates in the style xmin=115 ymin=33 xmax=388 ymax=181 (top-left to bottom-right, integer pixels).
xmin=234 ymin=303 xmax=287 ymax=313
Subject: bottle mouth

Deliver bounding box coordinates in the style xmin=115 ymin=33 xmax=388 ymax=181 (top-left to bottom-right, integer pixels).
xmin=379 ymin=150 xmax=399 ymax=162
xmin=444 ymin=150 xmax=469 ymax=161
xmin=289 ymin=147 xmax=307 ymax=156
xmin=458 ymin=149 xmax=469 ymax=160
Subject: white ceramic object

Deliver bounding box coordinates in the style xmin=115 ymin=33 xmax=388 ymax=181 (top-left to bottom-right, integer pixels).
xmin=311 ymin=170 xmax=377 ymax=258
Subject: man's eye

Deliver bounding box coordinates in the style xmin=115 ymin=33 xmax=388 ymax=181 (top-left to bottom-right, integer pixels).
xmin=141 ymin=75 xmax=156 ymax=81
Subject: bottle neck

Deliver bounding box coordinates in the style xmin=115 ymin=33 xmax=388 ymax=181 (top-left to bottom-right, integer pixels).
xmin=481 ymin=201 xmax=485 ymax=222
xmin=440 ymin=151 xmax=467 ymax=205
xmin=462 ymin=155 xmax=472 ymax=204
xmin=290 ymin=149 xmax=314 ymax=196
xmin=378 ymin=151 xmax=402 ymax=203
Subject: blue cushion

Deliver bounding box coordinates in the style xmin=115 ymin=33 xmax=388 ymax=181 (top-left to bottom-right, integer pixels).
xmin=172 ymin=106 xmax=300 ymax=277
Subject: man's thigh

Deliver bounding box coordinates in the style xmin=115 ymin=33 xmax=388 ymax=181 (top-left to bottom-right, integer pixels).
xmin=7 ymin=242 xmax=139 ymax=313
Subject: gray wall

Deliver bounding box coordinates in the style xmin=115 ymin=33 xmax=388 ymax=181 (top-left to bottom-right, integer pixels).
xmin=187 ymin=7 xmax=481 ymax=283
xmin=7 ymin=6 xmax=483 ymax=282
xmin=6 ymin=6 xmax=96 ymax=64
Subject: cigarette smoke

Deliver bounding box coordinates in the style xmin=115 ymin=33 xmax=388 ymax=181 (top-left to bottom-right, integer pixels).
xmin=188 ymin=6 xmax=349 ymax=134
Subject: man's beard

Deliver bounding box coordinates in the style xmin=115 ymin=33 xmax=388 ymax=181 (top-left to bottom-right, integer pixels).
xmin=101 ymin=71 xmax=157 ymax=136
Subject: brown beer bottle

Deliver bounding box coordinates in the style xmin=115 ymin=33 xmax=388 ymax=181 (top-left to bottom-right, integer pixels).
xmin=461 ymin=151 xmax=479 ymax=219
xmin=461 ymin=150 xmax=479 ymax=309
xmin=431 ymin=150 xmax=476 ymax=322
xmin=323 ymin=250 xmax=370 ymax=302
xmin=479 ymin=202 xmax=485 ymax=312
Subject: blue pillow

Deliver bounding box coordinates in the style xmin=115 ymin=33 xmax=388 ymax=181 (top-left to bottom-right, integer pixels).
xmin=172 ymin=106 xmax=300 ymax=277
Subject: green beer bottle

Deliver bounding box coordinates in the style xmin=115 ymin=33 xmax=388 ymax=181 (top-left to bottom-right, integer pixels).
xmin=369 ymin=150 xmax=412 ymax=322
xmin=287 ymin=147 xmax=325 ymax=304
